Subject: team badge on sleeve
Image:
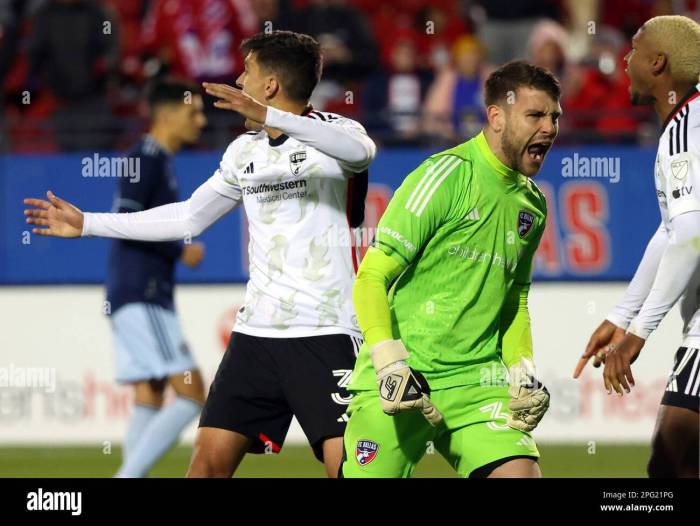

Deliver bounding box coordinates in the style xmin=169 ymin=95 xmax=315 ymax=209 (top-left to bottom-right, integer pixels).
xmin=518 ymin=210 xmax=535 ymax=238
xmin=356 ymin=439 xmax=379 ymax=465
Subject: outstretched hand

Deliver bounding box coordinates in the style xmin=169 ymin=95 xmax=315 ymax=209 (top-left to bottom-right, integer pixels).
xmin=24 ymin=191 xmax=84 ymax=238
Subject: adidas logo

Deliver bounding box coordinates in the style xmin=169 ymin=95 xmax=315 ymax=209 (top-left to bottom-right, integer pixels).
xmin=408 ymin=386 xmax=418 ymax=396
xmin=516 ymin=437 xmax=535 ymax=447
xmin=244 ymin=162 xmax=255 ymax=174
xmin=465 ymin=208 xmax=480 ymax=221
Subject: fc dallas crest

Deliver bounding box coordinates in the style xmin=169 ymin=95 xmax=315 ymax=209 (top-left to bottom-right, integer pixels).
xmin=518 ymin=210 xmax=535 ymax=238
xmin=356 ymin=439 xmax=379 ymax=466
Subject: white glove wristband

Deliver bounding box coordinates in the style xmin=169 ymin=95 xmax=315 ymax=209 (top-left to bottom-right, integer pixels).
xmin=370 ymin=340 xmax=410 ymax=372
xmin=508 ymin=357 xmax=538 ymax=387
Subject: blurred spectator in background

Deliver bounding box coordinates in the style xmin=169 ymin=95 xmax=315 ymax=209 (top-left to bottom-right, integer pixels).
xmin=527 ymin=19 xmax=568 ymax=81
xmin=423 ymin=35 xmax=486 ymax=142
xmin=0 ymin=0 xmax=22 ymax=151
xmin=526 ymin=18 xmax=582 ymax=100
xmin=362 ymin=37 xmax=433 ymax=143
xmin=28 ymin=0 xmax=120 ymax=151
xmin=100 ymin=0 xmax=150 ymax=115
xmin=469 ymin=0 xmax=560 ymax=65
xmin=249 ymin=0 xmax=296 ymax=32
xmin=0 ymin=0 xmax=23 ymax=89
xmin=140 ymin=0 xmax=258 ymax=149
xmin=291 ymin=0 xmax=377 ymax=111
xmin=600 ymin=0 xmax=654 ymax=39
xmin=413 ymin=3 xmax=468 ymax=71
xmin=2 ymin=0 xmax=692 ymax=151
xmin=141 ymin=0 xmax=254 ymax=83
xmin=564 ymin=25 xmax=649 ymax=143
xmin=103 ymin=0 xmax=148 ymax=83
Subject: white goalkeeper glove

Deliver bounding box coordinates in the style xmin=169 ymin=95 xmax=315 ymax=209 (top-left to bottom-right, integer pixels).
xmin=507 ymin=358 xmax=550 ymax=432
xmin=370 ymin=340 xmax=443 ymax=426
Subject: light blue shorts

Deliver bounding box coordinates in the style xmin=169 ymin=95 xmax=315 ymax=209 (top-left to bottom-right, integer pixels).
xmin=111 ymin=303 xmax=197 ymax=384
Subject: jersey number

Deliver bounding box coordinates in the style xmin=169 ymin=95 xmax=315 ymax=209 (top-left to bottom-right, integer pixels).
xmin=479 ymin=401 xmax=510 ymax=431
xmin=331 ymin=369 xmax=353 ymax=405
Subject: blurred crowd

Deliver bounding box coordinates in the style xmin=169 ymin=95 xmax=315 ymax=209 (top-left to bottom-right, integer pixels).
xmin=1 ymin=0 xmax=698 ymax=152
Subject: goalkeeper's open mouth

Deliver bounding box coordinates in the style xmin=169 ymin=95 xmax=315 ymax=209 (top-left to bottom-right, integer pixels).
xmin=525 ymin=141 xmax=552 ymax=164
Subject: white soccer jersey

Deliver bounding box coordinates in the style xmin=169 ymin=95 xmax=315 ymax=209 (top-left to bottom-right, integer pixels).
xmin=654 ymin=84 xmax=700 ymax=346
xmin=208 ymin=109 xmax=370 ymax=338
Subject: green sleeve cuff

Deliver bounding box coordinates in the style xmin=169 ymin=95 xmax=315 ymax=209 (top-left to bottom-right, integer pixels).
xmin=352 ymin=247 xmax=405 ymax=347
xmin=500 ymin=283 xmax=534 ymax=368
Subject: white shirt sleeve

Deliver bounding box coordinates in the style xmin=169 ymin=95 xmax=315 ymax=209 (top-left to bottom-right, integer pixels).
xmin=667 ymin=108 xmax=700 ymax=219
xmin=82 ymin=144 xmax=244 ymax=241
xmin=606 ymin=223 xmax=669 ymax=329
xmin=82 ymin=176 xmax=240 ymax=240
xmin=264 ymin=106 xmax=376 ymax=172
xmin=627 ymin=210 xmax=700 ymax=339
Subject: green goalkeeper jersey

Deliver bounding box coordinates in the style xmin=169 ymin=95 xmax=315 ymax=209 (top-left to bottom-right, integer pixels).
xmin=350 ymin=131 xmax=547 ymax=391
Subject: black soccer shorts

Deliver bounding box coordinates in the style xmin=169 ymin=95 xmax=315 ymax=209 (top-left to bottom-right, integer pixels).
xmin=199 ymin=331 xmax=362 ymax=461
xmin=661 ymin=347 xmax=700 ymax=413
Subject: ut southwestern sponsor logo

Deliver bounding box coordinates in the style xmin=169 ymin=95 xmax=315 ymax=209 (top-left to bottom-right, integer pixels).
xmin=242 ymin=179 xmax=308 ymax=203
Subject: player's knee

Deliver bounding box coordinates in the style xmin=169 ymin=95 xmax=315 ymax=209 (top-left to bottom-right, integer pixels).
xmin=170 ymin=370 xmax=206 ymax=404
xmin=186 ymin=452 xmax=232 ymax=478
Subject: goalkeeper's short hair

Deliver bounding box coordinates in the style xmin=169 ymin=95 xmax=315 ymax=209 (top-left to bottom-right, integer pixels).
xmin=484 ymin=60 xmax=561 ymax=106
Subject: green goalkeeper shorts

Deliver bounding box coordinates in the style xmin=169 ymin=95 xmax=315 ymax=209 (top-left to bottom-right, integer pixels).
xmin=341 ymin=383 xmax=539 ymax=478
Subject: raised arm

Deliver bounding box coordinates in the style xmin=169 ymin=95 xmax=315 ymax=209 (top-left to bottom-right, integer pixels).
xmin=202 ymin=82 xmax=377 ymax=171
xmin=264 ymin=106 xmax=376 ymax=171
xmin=24 ymin=175 xmax=241 ymax=241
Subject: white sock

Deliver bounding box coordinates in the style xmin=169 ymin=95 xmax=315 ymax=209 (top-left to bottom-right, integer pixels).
xmin=123 ymin=404 xmax=159 ymax=462
xmin=116 ymin=397 xmax=201 ymax=478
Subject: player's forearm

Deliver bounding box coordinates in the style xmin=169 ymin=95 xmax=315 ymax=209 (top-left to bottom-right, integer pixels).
xmin=83 ymin=178 xmax=239 ymax=241
xmin=352 ymin=247 xmax=404 ymax=347
xmin=500 ymin=283 xmax=534 ymax=368
xmin=265 ymin=106 xmax=376 ymax=170
xmin=607 ymin=223 xmax=669 ymax=329
xmin=627 ymin=211 xmax=700 ymax=340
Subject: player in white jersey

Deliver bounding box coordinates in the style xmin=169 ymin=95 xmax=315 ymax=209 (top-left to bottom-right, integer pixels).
xmin=23 ymin=31 xmax=376 ymax=478
xmin=575 ymin=16 xmax=700 ymax=478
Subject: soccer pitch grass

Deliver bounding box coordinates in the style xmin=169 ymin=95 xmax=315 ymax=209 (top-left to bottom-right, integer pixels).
xmin=0 ymin=443 xmax=649 ymax=478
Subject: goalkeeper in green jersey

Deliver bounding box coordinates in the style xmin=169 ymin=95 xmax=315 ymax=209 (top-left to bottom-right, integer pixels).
xmin=341 ymin=61 xmax=561 ymax=478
